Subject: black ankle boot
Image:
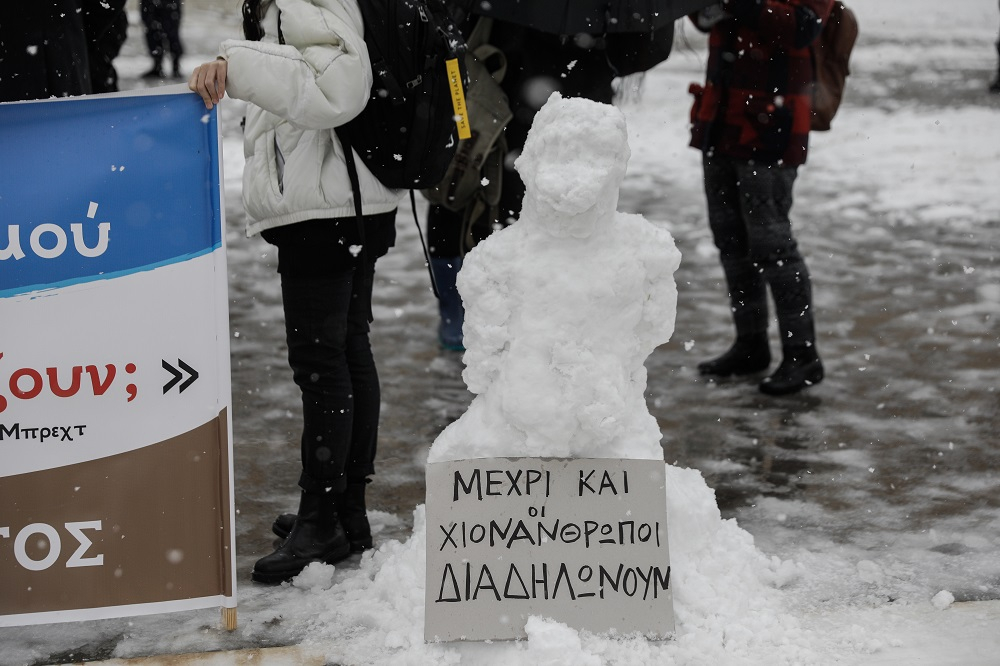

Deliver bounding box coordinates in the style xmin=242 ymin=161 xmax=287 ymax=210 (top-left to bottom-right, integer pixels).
xmin=759 ymin=346 xmax=824 ymax=395
xmin=271 ymin=480 xmax=373 ymax=552
xmin=337 ymin=480 xmax=373 ymax=551
xmin=272 ymin=512 xmax=296 ymax=540
xmin=698 ymin=334 xmax=771 ymax=377
xmin=252 ymin=489 xmax=351 ymax=584
xmin=141 ymin=60 xmax=164 ymax=79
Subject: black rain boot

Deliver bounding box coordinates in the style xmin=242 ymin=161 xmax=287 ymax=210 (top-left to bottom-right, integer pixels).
xmin=141 ymin=57 xmax=164 ymax=79
xmin=701 ymin=254 xmax=770 ymax=377
xmin=252 ymin=489 xmax=351 ymax=584
xmin=698 ymin=333 xmax=771 ymax=377
xmin=760 ymin=255 xmax=822 ymax=395
xmin=759 ymin=344 xmax=824 ymax=395
xmin=431 ymin=256 xmax=464 ymax=351
xmin=171 ymin=55 xmax=183 ymax=79
xmin=272 ymin=480 xmax=373 ymax=552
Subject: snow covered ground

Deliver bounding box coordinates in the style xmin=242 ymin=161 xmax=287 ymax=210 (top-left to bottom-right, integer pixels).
xmin=2 ymin=0 xmax=999 ymax=664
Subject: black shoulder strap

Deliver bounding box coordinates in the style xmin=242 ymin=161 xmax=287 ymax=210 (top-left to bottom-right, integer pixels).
xmin=334 ymin=128 xmax=367 ymax=253
xmin=412 ymin=189 xmax=440 ymax=298
xmin=334 ymin=128 xmax=366 ymax=236
xmin=334 ymin=127 xmax=375 ymax=321
xmin=335 ymin=127 xmax=441 ymax=303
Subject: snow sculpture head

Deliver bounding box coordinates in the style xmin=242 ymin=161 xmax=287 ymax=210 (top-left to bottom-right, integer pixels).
xmin=515 ymin=92 xmax=631 ymax=238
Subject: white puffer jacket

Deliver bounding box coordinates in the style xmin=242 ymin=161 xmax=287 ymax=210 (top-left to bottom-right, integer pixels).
xmin=220 ymin=0 xmax=402 ymax=236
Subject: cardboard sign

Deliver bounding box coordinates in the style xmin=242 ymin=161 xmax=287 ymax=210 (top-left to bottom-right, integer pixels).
xmin=0 ymin=88 xmax=236 ymax=626
xmin=425 ymin=457 xmax=673 ymax=641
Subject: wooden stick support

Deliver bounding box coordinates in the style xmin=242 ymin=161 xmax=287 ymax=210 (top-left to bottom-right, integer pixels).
xmin=221 ymin=606 xmax=238 ymax=631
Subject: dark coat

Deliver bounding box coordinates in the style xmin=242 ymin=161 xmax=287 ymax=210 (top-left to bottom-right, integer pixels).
xmin=688 ymin=0 xmax=834 ymax=166
xmin=83 ymin=0 xmax=128 ymax=93
xmin=0 ymin=1 xmax=91 ymax=102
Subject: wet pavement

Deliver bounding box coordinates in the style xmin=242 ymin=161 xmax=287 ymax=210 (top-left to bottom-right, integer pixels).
xmin=3 ymin=1 xmax=999 ymax=662
xmin=188 ymin=0 xmax=1000 ymax=607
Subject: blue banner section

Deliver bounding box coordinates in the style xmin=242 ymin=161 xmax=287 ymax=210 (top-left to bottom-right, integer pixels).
xmin=0 ymin=92 xmax=221 ymax=297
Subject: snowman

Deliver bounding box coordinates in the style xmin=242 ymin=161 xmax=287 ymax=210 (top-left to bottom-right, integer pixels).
xmin=428 ymin=93 xmax=682 ymax=463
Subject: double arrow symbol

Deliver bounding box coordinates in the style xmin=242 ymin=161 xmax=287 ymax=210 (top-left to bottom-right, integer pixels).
xmin=162 ymin=359 xmax=199 ymax=394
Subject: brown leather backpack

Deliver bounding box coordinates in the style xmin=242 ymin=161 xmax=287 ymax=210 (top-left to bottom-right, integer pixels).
xmin=810 ymin=1 xmax=859 ymax=131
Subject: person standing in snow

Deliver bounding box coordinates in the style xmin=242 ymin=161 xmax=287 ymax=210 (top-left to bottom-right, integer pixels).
xmin=140 ymin=0 xmax=184 ymax=79
xmin=688 ymin=0 xmax=832 ymax=395
xmin=188 ymin=0 xmax=400 ymax=584
xmin=424 ymin=4 xmax=622 ymax=352
xmin=0 ymin=0 xmax=127 ymax=101
xmin=83 ymin=0 xmax=129 ymax=93
xmin=0 ymin=2 xmax=92 ymax=102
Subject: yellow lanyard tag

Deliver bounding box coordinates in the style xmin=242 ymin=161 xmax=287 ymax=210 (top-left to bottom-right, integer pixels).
xmin=446 ymin=58 xmax=471 ymax=140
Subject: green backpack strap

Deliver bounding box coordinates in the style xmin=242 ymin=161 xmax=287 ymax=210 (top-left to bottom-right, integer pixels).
xmin=421 ymin=16 xmax=512 ymax=219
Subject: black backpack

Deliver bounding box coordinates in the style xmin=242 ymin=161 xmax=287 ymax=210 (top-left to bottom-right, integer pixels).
xmin=331 ymin=0 xmax=470 ymax=304
xmin=335 ymin=0 xmax=469 ymax=190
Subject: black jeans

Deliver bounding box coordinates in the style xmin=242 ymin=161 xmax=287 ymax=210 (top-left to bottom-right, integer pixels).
xmin=140 ymin=0 xmax=182 ymax=61
xmin=262 ymin=213 xmax=396 ymax=493
xmin=702 ymin=154 xmax=817 ymax=350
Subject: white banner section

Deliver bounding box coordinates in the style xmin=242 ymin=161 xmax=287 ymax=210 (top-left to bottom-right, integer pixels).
xmin=0 ymin=88 xmax=236 ymax=627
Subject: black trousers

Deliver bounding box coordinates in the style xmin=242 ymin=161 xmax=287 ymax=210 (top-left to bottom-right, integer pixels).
xmin=427 ymin=20 xmax=617 ymax=257
xmin=140 ymin=0 xmax=183 ymax=61
xmin=262 ymin=213 xmax=396 ymax=493
xmin=702 ymin=154 xmax=817 ymax=350
xmin=83 ymin=0 xmax=128 ymax=93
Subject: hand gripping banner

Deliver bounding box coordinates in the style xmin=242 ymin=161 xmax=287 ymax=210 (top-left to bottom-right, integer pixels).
xmin=0 ymin=88 xmax=236 ymax=627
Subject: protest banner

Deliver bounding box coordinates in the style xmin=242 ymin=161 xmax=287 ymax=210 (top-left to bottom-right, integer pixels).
xmin=0 ymin=88 xmax=236 ymax=627
xmin=425 ymin=457 xmax=673 ymax=641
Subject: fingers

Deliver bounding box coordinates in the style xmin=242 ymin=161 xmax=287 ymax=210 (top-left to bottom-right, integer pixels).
xmin=188 ymin=59 xmax=229 ymax=110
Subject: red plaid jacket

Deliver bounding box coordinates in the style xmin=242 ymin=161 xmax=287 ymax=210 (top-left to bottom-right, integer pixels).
xmin=689 ymin=0 xmax=834 ymax=166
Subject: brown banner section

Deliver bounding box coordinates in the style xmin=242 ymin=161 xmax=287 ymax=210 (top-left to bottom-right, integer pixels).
xmin=0 ymin=409 xmax=232 ymax=617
